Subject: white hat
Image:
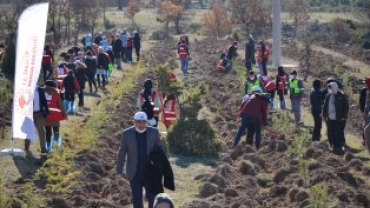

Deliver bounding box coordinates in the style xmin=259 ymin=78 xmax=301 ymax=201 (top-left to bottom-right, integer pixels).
xmin=134 ymin=112 xmax=147 ymax=121
xmin=251 ymin=86 xmax=261 ymax=92
xmin=74 ymin=59 xmax=81 ymax=65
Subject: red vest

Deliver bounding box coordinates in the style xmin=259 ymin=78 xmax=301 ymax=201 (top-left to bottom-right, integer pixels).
xmin=164 ymin=100 xmax=176 ymax=126
xmin=277 ymin=74 xmax=289 ymax=91
xmin=42 ymin=55 xmax=52 ymax=65
xmin=178 ymin=45 xmax=188 ymax=58
xmin=45 ymin=92 xmax=66 ymax=121
xmin=139 ymin=91 xmax=160 ymax=116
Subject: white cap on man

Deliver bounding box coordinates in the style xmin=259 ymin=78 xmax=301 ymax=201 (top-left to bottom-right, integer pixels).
xmin=251 ymin=86 xmax=261 ymax=93
xmin=134 ymin=112 xmax=147 ymax=121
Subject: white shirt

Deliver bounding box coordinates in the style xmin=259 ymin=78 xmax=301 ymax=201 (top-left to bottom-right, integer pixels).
xmin=33 ymin=88 xmax=40 ymax=112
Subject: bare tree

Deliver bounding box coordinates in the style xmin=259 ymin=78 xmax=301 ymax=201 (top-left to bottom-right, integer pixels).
xmin=228 ymin=0 xmax=271 ymax=36
xmin=125 ymin=0 xmax=140 ymax=29
xmin=157 ymin=1 xmax=183 ymax=37
xmin=287 ymin=0 xmax=310 ymax=34
xmin=202 ymin=3 xmax=231 ymax=38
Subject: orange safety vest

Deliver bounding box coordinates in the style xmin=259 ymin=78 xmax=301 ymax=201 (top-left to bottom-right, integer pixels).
xmin=45 ymin=92 xmax=66 ymax=121
xmin=139 ymin=91 xmax=160 ymax=116
xmin=163 ymin=100 xmax=176 ymax=126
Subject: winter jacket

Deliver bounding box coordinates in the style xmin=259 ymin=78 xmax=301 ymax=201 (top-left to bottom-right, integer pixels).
xmin=145 ymin=148 xmax=175 ymax=195
xmin=113 ymin=39 xmax=123 ymax=55
xmin=98 ymin=53 xmax=109 ymax=69
xmin=133 ymin=33 xmax=141 ymax=49
xmin=227 ymin=45 xmax=237 ymax=60
xmin=75 ymin=67 xmax=87 ymax=90
xmin=323 ymin=92 xmax=349 ymax=121
xmin=62 ymin=74 xmax=80 ymax=93
xmin=240 ymin=93 xmax=269 ymax=126
xmin=36 ymin=87 xmax=50 ymax=117
xmin=310 ymin=91 xmax=325 ymax=114
xmin=85 ymin=57 xmax=98 ymax=76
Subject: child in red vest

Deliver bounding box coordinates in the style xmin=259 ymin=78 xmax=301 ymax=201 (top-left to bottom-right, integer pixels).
xmin=163 ymin=94 xmax=177 ymax=129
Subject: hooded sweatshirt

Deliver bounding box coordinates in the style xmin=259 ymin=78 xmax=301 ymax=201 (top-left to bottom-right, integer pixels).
xmin=323 ymin=82 xmax=349 ymax=121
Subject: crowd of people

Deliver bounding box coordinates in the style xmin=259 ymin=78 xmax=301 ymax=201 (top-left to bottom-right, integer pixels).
xmin=217 ymin=35 xmax=351 ymax=156
xmin=26 ymin=27 xmax=368 ymax=208
xmin=27 ymin=28 xmax=179 ymax=208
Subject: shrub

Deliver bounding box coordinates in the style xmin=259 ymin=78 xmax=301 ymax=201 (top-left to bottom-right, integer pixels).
xmin=310 ymin=184 xmax=336 ymax=208
xmin=182 ymin=84 xmax=206 ymax=119
xmin=155 ymin=64 xmax=184 ymax=95
xmin=0 ymin=43 xmax=15 ymax=78
xmin=166 ymin=84 xmax=222 ymax=157
xmin=167 ymin=119 xmax=222 ymax=157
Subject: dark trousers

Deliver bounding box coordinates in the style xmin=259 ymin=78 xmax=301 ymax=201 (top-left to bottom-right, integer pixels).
xmin=234 ymin=114 xmax=262 ymax=149
xmin=78 ymin=89 xmax=84 ymax=107
xmin=135 ymin=47 xmax=140 ymax=61
xmin=261 ymin=60 xmax=267 ymax=75
xmin=312 ymin=111 xmax=322 ymax=141
xmin=42 ymin=64 xmax=53 ymax=81
xmin=327 ymin=119 xmax=346 ymax=149
xmin=97 ymin=74 xmax=106 ymax=87
xmin=87 ymin=74 xmax=97 ymax=92
xmin=130 ymin=169 xmax=154 ymax=208
xmin=277 ymin=90 xmax=286 ymax=109
xmin=121 ymin=47 xmax=126 ymax=62
xmin=245 ymin=59 xmax=252 ymax=73
xmin=45 ymin=126 xmax=59 ymax=143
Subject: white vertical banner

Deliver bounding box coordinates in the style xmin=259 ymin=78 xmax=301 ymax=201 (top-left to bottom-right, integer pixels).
xmin=12 ymin=3 xmax=49 ymax=140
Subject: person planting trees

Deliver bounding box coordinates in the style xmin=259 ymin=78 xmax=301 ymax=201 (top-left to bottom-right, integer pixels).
xmin=137 ymin=79 xmax=161 ymax=127
xmin=116 ymin=112 xmax=165 ymax=208
xmin=244 ymin=71 xmax=265 ymax=95
xmin=276 ymin=66 xmax=289 ymax=109
xmin=231 ymin=86 xmax=270 ymax=149
xmin=323 ymin=82 xmax=349 ymax=155
xmin=289 ymin=70 xmax=304 ymax=125
xmin=310 ymin=79 xmax=325 ymax=141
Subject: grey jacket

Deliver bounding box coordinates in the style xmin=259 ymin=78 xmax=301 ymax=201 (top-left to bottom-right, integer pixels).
xmin=116 ymin=126 xmax=164 ymax=181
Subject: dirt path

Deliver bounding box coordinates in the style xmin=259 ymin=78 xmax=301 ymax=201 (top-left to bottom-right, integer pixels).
xmin=312 ymin=45 xmax=370 ymax=75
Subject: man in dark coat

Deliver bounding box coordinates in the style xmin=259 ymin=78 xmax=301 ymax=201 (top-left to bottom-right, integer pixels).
xmin=113 ymin=34 xmax=123 ymax=69
xmin=323 ymin=82 xmax=349 ymax=155
xmin=116 ymin=112 xmax=165 ymax=208
xmin=310 ymin=79 xmax=325 ymax=141
xmin=133 ymin=30 xmax=141 ymax=62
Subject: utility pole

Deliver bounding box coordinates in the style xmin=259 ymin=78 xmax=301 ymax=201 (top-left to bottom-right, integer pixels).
xmin=272 ymin=0 xmax=282 ymax=67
